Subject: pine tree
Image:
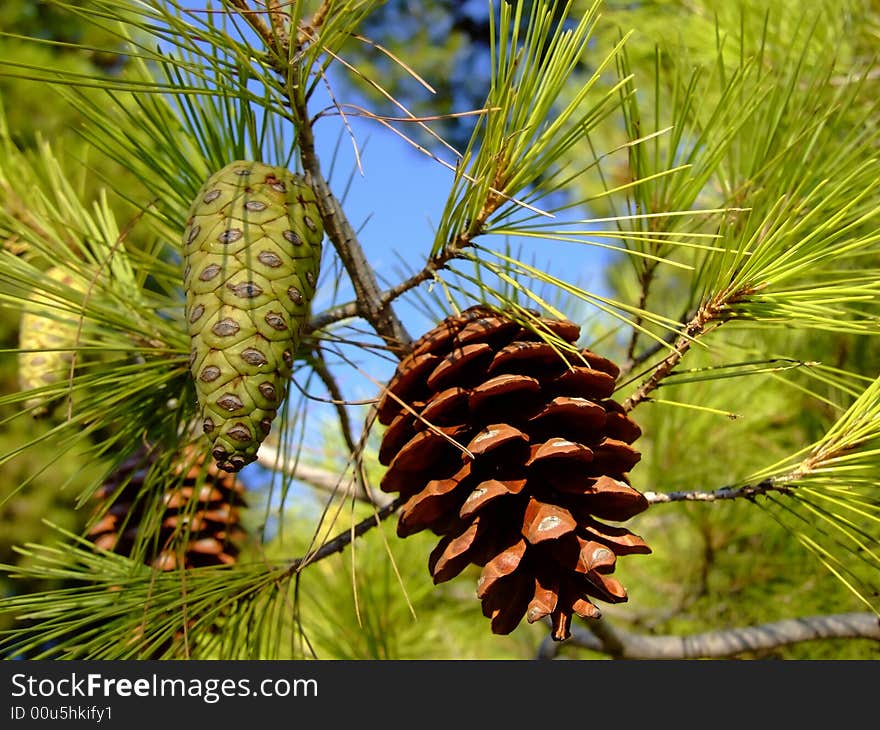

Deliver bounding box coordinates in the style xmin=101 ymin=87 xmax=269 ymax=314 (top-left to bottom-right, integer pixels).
xmin=0 ymin=0 xmax=878 ymax=659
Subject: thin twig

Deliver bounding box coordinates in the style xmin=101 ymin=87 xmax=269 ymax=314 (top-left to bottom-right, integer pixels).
xmin=307 ymin=300 xmax=359 ymax=332
xmin=618 ymin=332 xmax=675 ymax=380
xmin=644 ymin=478 xmax=788 ymax=504
xmin=622 ymin=301 xmax=720 ymax=412
xmin=624 ymin=261 xmax=658 ymax=365
xmin=283 ymin=496 xmax=404 ymax=576
xmin=619 ymin=304 xmax=698 ymax=380
xmin=308 ymin=345 xmax=371 ymax=499
xmin=537 ymin=612 xmax=880 ymax=659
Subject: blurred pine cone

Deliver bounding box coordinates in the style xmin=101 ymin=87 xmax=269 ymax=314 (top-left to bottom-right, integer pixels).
xmin=18 ymin=265 xmax=86 ymax=417
xmin=88 ymin=447 xmax=247 ymax=571
xmin=376 ymin=306 xmax=651 ymax=641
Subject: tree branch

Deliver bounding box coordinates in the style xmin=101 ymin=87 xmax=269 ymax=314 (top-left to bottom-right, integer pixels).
xmin=307 ymin=300 xmax=359 ymax=332
xmin=283 ymin=495 xmax=404 ymax=576
xmin=643 ymin=478 xmax=790 ymax=504
xmin=294 ymin=94 xmax=413 ymax=355
xmin=537 ymin=613 xmax=880 ymax=659
xmin=622 ymin=301 xmax=720 ymax=412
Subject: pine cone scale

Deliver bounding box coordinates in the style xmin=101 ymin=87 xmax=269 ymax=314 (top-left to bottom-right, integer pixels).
xmin=429 ymin=518 xmax=483 ymax=583
xmin=476 ymin=537 xmax=527 ymax=599
xmin=459 ymin=477 xmax=520 ymax=519
xmin=522 ymin=498 xmax=577 ymax=543
xmin=526 ymin=574 xmax=560 ymax=623
xmin=426 ymin=342 xmax=494 ymax=391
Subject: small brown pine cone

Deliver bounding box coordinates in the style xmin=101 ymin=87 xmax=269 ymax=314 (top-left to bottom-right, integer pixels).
xmin=376 ymin=306 xmax=651 ymax=640
xmin=88 ymin=446 xmax=247 ymax=571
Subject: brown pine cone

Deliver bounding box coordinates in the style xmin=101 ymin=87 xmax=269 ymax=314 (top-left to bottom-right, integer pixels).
xmin=376 ymin=306 xmax=651 ymax=640
xmin=88 ymin=447 xmax=247 ymax=571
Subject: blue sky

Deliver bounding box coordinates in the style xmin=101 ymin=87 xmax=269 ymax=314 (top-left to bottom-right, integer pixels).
xmin=308 ymin=87 xmax=615 ymax=332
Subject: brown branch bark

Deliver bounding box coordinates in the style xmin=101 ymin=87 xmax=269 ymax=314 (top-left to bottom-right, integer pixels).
xmin=644 ymin=478 xmax=789 ymax=504
xmin=292 ymin=59 xmax=412 ymax=355
xmin=283 ymin=496 xmax=404 ymax=576
xmin=537 ymin=613 xmax=880 ymax=659
xmin=307 ymin=300 xmax=359 ymax=332
xmin=622 ymin=300 xmax=721 ymax=412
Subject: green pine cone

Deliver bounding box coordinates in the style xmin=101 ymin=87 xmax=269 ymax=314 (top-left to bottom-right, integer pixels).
xmin=184 ymin=160 xmax=323 ymax=472
xmin=18 ymin=266 xmax=86 ymax=417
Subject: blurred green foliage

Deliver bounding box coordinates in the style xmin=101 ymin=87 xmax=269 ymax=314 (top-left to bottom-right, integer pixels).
xmin=0 ymin=0 xmax=130 ymax=630
xmin=0 ymin=1 xmax=126 ymax=141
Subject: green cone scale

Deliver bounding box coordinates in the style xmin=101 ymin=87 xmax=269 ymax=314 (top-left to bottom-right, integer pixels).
xmin=184 ymin=161 xmax=323 ymax=472
xmin=18 ymin=266 xmax=86 ymax=417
